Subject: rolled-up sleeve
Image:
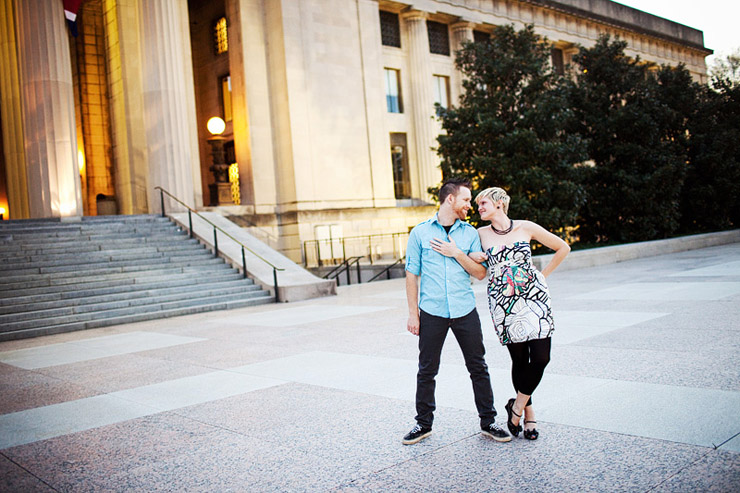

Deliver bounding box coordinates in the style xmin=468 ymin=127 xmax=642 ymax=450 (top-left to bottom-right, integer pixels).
xmin=405 ymin=227 xmax=421 ymax=276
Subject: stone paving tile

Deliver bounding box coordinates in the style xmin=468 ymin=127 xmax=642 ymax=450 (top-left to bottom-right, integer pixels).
xmin=0 ymin=453 xmax=55 ymax=492
xmin=546 ymin=344 xmax=740 ymax=391
xmin=0 ymin=363 xmax=99 ymax=414
xmin=33 ymin=353 xmax=209 ymax=394
xmin=2 ymin=412 xmax=341 ymax=492
xmin=133 ymin=338 xmax=301 ymax=370
xmin=649 ymin=449 xmax=740 ymax=493
xmin=337 ymin=423 xmax=711 ymax=493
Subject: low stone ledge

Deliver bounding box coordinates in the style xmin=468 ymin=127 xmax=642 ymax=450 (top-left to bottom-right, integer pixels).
xmin=532 ymin=229 xmax=740 ymax=272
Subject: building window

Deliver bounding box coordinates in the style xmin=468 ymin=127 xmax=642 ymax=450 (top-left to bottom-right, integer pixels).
xmin=433 ymin=75 xmax=450 ymax=110
xmin=427 ymin=21 xmax=450 ymax=56
xmin=379 ymin=11 xmax=401 ymax=48
xmin=551 ymin=48 xmax=564 ymax=75
xmin=473 ymin=30 xmax=490 ymax=44
xmin=214 ymin=16 xmax=228 ymax=54
xmin=220 ymin=74 xmax=232 ymax=122
xmin=384 ymin=68 xmax=402 ymax=113
xmin=391 ymin=133 xmax=411 ymax=199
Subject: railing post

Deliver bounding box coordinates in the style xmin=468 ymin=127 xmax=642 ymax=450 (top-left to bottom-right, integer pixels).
xmin=316 ymin=241 xmax=322 ymax=267
xmin=368 ymin=236 xmax=373 ymax=265
xmin=188 ymin=210 xmax=193 ymax=238
xmin=213 ymin=227 xmax=218 ymax=257
xmin=159 ymin=188 xmax=165 ymax=217
xmin=342 ymin=239 xmax=346 ymax=265
xmin=346 ymin=260 xmax=351 ymax=285
xmin=357 ymin=258 xmax=361 ymax=283
xmin=273 ymin=268 xmax=279 ymax=302
xmin=241 ymin=246 xmax=247 ymax=279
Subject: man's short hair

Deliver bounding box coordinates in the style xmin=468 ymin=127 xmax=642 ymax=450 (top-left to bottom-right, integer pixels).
xmin=438 ymin=179 xmax=471 ymax=204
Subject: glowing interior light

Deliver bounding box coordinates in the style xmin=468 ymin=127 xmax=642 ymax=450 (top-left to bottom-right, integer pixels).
xmin=207 ymin=116 xmax=226 ymax=135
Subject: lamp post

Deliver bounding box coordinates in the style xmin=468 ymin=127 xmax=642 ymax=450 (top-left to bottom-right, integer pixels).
xmin=206 ymin=116 xmax=234 ymax=205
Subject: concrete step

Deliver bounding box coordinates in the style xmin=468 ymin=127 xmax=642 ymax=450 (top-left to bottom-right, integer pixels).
xmin=0 ymin=238 xmax=203 ymax=259
xmin=0 ymin=294 xmax=273 ymax=342
xmin=0 ymin=245 xmax=210 ymax=267
xmin=0 ymin=257 xmax=228 ymax=286
xmin=0 ymin=278 xmax=259 ymax=315
xmin=0 ymin=283 xmax=266 ymax=324
xmin=0 ymin=291 xmax=272 ymax=333
xmin=0 ymin=230 xmax=188 ymax=246
xmin=0 ymin=271 xmax=245 ymax=303
xmin=0 ymin=214 xmax=274 ymax=340
xmin=0 ymin=249 xmax=216 ymax=275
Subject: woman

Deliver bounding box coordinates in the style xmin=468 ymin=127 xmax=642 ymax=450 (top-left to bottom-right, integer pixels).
xmin=469 ymin=187 xmax=570 ymax=440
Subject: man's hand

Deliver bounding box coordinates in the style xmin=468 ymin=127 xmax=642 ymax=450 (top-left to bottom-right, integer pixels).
xmin=430 ymin=236 xmax=461 ymax=258
xmin=469 ymin=251 xmax=487 ymax=263
xmin=407 ymin=313 xmax=420 ymax=336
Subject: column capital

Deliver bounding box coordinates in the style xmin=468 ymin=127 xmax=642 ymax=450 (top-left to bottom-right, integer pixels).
xmin=400 ymin=9 xmax=427 ymax=22
xmin=450 ymin=20 xmax=475 ymax=33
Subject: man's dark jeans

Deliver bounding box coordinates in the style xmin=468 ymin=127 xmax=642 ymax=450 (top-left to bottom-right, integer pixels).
xmin=415 ymin=308 xmax=497 ymax=429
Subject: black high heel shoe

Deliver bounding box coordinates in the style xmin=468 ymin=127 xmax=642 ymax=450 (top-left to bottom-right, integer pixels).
xmin=505 ymin=398 xmax=522 ymax=437
xmin=523 ymin=421 xmax=539 ymax=440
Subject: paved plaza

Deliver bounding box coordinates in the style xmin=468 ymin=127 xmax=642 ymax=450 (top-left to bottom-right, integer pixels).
xmin=1 ymin=242 xmax=739 ymax=492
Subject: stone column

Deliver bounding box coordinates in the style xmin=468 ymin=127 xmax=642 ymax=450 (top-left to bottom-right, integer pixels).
xmin=0 ymin=0 xmax=29 ymax=218
xmin=450 ymin=21 xmax=474 ymax=105
xmin=139 ymin=0 xmax=201 ymax=212
xmin=103 ymin=0 xmax=150 ymax=215
xmin=357 ymin=0 xmax=395 ymax=207
xmin=402 ymin=9 xmax=438 ymax=203
xmin=15 ymin=0 xmax=83 ymax=217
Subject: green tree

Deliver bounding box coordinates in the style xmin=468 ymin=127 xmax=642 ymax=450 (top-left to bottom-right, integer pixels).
xmin=681 ymin=76 xmax=740 ymax=231
xmin=436 ymin=24 xmax=586 ymax=233
xmin=568 ymin=36 xmax=692 ymax=243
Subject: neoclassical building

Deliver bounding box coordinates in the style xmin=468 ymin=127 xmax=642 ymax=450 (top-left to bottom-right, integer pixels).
xmin=0 ymin=0 xmax=712 ymax=262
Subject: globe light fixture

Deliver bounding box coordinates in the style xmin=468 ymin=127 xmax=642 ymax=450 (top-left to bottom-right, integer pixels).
xmin=207 ymin=116 xmax=226 ymax=136
xmin=206 ymin=116 xmax=233 ymax=205
xmin=0 ymin=206 xmax=5 ymax=220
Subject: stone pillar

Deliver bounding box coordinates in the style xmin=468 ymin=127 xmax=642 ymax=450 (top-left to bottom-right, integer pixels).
xmin=402 ymin=9 xmax=438 ymax=203
xmin=0 ymin=0 xmax=30 ymax=219
xmin=15 ymin=0 xmax=83 ymax=217
xmin=357 ymin=0 xmax=395 ymax=207
xmin=139 ymin=0 xmax=201 ymax=212
xmin=450 ymin=21 xmax=474 ymax=105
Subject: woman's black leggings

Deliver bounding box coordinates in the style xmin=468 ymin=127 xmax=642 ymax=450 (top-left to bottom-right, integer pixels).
xmin=506 ymin=337 xmax=551 ymax=406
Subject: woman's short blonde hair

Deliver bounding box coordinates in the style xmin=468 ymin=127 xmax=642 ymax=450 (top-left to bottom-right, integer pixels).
xmin=475 ymin=187 xmax=510 ymax=214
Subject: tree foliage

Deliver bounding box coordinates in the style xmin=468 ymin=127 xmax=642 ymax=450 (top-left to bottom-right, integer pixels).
xmin=567 ymin=36 xmax=694 ymax=243
xmin=436 ymin=24 xmax=586 ymax=232
xmin=681 ymin=77 xmax=740 ymax=231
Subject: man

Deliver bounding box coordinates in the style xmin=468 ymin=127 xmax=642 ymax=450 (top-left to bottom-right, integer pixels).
xmin=402 ymin=179 xmax=510 ymax=445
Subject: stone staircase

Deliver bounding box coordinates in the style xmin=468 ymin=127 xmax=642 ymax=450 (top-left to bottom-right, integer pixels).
xmin=0 ymin=215 xmax=273 ymax=341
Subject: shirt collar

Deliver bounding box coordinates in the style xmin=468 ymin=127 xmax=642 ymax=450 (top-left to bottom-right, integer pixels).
xmin=432 ymin=213 xmax=460 ymax=233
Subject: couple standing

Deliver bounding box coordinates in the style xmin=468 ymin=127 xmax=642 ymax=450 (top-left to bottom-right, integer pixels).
xmin=402 ymin=179 xmax=570 ymax=445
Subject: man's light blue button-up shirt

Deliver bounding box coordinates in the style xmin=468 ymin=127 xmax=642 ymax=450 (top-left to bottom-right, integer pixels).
xmin=405 ymin=214 xmax=483 ymax=319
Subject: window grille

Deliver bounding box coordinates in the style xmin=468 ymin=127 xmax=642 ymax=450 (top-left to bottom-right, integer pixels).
xmin=473 ymin=30 xmax=490 ymax=44
xmin=427 ymin=21 xmax=450 ymax=56
xmin=214 ymin=17 xmax=228 ymax=55
xmin=380 ymin=11 xmax=401 ymax=48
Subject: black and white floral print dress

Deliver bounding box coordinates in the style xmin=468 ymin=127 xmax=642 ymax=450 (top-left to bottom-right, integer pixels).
xmin=486 ymin=241 xmax=554 ymax=345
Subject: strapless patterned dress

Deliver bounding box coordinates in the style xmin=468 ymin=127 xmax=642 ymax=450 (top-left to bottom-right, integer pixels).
xmin=486 ymin=241 xmax=553 ymax=344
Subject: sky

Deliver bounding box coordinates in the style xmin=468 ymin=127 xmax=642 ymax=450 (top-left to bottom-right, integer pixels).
xmin=614 ymin=0 xmax=739 ymax=65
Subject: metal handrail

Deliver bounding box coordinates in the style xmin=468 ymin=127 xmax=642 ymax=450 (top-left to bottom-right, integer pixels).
xmin=303 ymin=231 xmax=408 ymax=267
xmin=368 ymin=257 xmax=405 ymax=282
xmin=323 ymin=256 xmax=363 ymax=286
xmin=155 ymin=186 xmax=284 ymax=302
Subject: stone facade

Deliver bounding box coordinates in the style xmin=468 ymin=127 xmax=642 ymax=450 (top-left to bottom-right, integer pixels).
xmin=0 ymin=0 xmax=712 ymax=263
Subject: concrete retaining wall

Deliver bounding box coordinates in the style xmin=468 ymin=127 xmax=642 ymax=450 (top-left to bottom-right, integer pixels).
xmin=531 ymin=229 xmax=740 ymax=272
